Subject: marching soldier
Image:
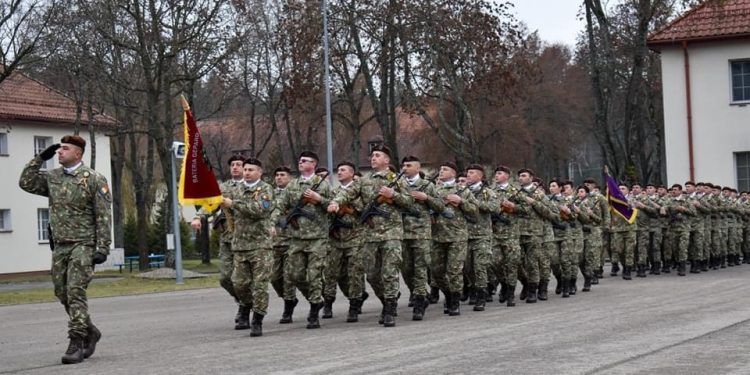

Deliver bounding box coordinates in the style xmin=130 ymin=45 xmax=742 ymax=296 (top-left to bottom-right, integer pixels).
xmin=548 ymin=180 xmax=575 ymax=297
xmin=491 ymin=166 xmax=523 ymax=307
xmin=271 ymin=166 xmax=299 ymax=324
xmin=583 ymin=178 xmax=610 ymax=281
xmin=610 ymin=183 xmax=636 ymax=280
xmin=630 ymin=183 xmax=654 ymax=277
xmin=665 ymin=184 xmax=696 ymax=276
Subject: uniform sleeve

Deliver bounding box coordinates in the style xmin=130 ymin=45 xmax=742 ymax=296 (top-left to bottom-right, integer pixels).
xmin=94 ymin=174 xmax=113 ymax=254
xmin=392 ymin=180 xmax=415 ymax=208
xmin=458 ymin=189 xmax=478 ymax=215
xmin=18 ymin=156 xmax=50 ymax=197
xmin=235 ymin=187 xmax=274 ymax=219
xmin=424 ymin=183 xmax=445 ymax=213
xmin=475 ymin=189 xmax=502 ymax=214
xmin=333 ymin=180 xmax=361 ymax=206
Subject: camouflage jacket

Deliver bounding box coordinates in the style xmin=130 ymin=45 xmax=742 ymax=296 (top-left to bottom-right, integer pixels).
xmin=590 ymin=191 xmax=611 ymax=229
xmin=491 ymin=183 xmax=521 ymax=240
xmin=19 ymin=156 xmax=112 ymax=254
xmin=232 ymin=180 xmax=275 ymax=251
xmin=333 ymin=169 xmax=414 ymax=242
xmin=272 ymin=186 xmax=291 ymax=247
xmin=666 ymin=195 xmax=696 ymax=232
xmin=329 ymin=182 xmax=364 ymax=247
xmin=514 ymin=185 xmax=557 ymax=237
xmin=467 ymin=182 xmax=501 ymax=239
xmin=548 ymin=193 xmax=573 ymax=240
xmin=632 ymin=193 xmax=657 ymax=230
xmin=196 ymin=179 xmax=243 ymax=243
xmin=272 ymin=174 xmax=332 ymax=240
xmin=432 ymin=181 xmax=478 ymax=242
xmin=402 ymin=175 xmax=443 ymax=240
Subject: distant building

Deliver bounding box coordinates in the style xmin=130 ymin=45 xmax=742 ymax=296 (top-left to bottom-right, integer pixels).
xmin=648 ymin=0 xmax=750 ymax=189
xmin=0 ymin=72 xmax=116 ymax=275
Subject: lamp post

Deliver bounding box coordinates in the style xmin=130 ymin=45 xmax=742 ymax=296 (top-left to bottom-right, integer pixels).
xmin=322 ymin=0 xmax=334 ymax=178
xmin=171 ymin=141 xmax=185 ymax=284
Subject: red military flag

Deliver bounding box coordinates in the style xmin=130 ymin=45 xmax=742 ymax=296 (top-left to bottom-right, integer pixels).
xmin=178 ymin=95 xmax=223 ymax=212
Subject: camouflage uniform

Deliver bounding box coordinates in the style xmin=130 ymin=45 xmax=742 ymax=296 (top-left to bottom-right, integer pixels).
xmin=540 ymin=197 xmax=559 ymax=292
xmin=646 ymin=194 xmax=666 ymax=272
xmin=271 ymin=186 xmax=295 ymax=299
xmin=272 ymin=174 xmax=332 ymax=305
xmin=575 ymin=194 xmax=600 ymax=285
xmin=609 ymin=206 xmax=637 ymax=271
xmin=231 ymin=180 xmax=275 ymax=315
xmin=686 ymin=192 xmax=706 ymax=268
xmin=665 ymin=195 xmax=696 ymax=267
xmin=515 ymin=185 xmax=556 ymax=301
xmin=632 ymin=193 xmax=657 ymax=271
xmin=707 ymin=193 xmax=724 ymax=267
xmin=465 ymin=182 xmax=501 ymax=303
xmin=549 ymin=194 xmax=575 ymax=284
xmin=491 ymin=183 xmax=523 ymax=305
xmin=589 ymin=191 xmax=610 ymax=276
xmin=727 ymin=197 xmax=743 ymax=261
xmin=692 ymin=192 xmax=713 ymax=269
xmin=19 ymin=156 xmax=112 ymax=340
xmin=326 ymin=182 xmax=365 ymax=301
xmin=401 ymin=175 xmax=442 ymax=299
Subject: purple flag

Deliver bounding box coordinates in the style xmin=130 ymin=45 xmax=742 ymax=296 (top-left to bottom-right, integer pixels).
xmin=605 ymin=171 xmax=638 ymax=224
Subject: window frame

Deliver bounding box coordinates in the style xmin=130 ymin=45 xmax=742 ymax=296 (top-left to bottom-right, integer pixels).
xmin=729 ymin=59 xmax=750 ymax=105
xmin=0 ymin=209 xmax=11 ymax=232
xmin=0 ymin=132 xmax=8 ymax=156
xmin=37 ymin=208 xmax=49 ymax=242
xmin=33 ymin=136 xmax=54 ymax=170
xmin=736 ymin=152 xmax=750 ymax=193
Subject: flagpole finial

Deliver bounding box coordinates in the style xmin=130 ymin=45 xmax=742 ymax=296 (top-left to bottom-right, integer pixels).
xmin=179 ymin=94 xmax=190 ymax=111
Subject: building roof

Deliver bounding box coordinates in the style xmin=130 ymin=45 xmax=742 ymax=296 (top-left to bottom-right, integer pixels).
xmin=0 ymin=71 xmax=117 ymax=126
xmin=648 ymin=0 xmax=750 ymax=46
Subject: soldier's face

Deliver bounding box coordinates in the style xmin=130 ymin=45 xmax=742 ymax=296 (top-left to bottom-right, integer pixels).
xmin=58 ymin=143 xmax=83 ymax=166
xmin=685 ymin=184 xmax=696 ymax=193
xmin=230 ymin=160 xmax=244 ymax=178
xmin=518 ymin=172 xmax=532 ymax=185
xmin=548 ymin=182 xmax=560 ymax=194
xmin=439 ymin=166 xmax=456 ymax=182
xmin=632 ymin=185 xmax=642 ymax=194
xmin=457 ymin=177 xmax=467 ymax=186
xmin=337 ymin=166 xmax=354 ymax=183
xmin=370 ymin=151 xmax=389 ymax=170
xmin=495 ymin=171 xmax=509 ymax=184
xmin=466 ymin=169 xmax=483 ymax=184
xmin=402 ymin=161 xmax=420 ymax=177
xmin=619 ymin=185 xmax=629 ymax=195
xmin=577 ymin=188 xmax=587 ymax=199
xmin=275 ymin=172 xmax=290 ymax=188
xmin=646 ymin=186 xmax=656 ymax=195
xmin=658 ymin=187 xmax=667 ymax=196
xmin=243 ymin=164 xmax=262 ymax=182
xmin=298 ymin=157 xmax=316 ymax=174
xmin=563 ymin=184 xmax=574 ymax=195
xmin=671 ymin=187 xmax=682 ymax=197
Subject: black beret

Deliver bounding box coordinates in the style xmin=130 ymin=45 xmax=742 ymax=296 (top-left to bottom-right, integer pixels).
xmin=401 ymin=155 xmax=420 ymax=164
xmin=518 ymin=168 xmax=535 ymax=177
xmin=244 ymin=157 xmax=263 ymax=168
xmin=61 ymin=135 xmax=86 ymax=152
xmin=299 ymin=151 xmax=319 ymax=162
xmin=274 ymin=166 xmax=292 ymax=174
xmin=336 ymin=161 xmax=356 ymax=171
xmin=227 ymin=154 xmax=245 ymax=166
xmin=441 ymin=162 xmax=458 ymax=173
xmin=371 ymin=144 xmax=392 ymax=159
xmin=466 ymin=164 xmax=485 ymax=174
xmin=494 ymin=165 xmax=511 ymax=174
xmin=671 ymin=184 xmax=683 ymax=190
xmin=315 ymin=167 xmax=328 ymax=174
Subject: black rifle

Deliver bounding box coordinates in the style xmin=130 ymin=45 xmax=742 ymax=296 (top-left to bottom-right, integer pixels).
xmin=47 ymin=224 xmax=54 ymax=251
xmin=435 ymin=184 xmax=477 ymax=223
xmin=281 ymin=172 xmax=329 ymax=229
xmin=360 ymin=171 xmax=406 ymax=224
xmin=402 ymin=173 xmax=439 ymax=218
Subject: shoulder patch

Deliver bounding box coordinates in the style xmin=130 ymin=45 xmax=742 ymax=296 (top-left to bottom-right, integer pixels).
xmin=99 ymin=183 xmax=112 ymax=202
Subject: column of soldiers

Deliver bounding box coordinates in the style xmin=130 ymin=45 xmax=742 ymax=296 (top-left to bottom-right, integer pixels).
xmin=195 ymin=146 xmax=750 ymax=338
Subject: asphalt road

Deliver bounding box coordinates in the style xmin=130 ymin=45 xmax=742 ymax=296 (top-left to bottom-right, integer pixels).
xmin=3 ymin=265 xmax=750 ymax=375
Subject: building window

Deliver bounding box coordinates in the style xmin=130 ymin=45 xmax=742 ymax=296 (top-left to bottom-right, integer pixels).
xmin=731 ymin=60 xmax=750 ymax=103
xmin=34 ymin=136 xmax=54 ymax=170
xmin=0 ymin=209 xmax=10 ymax=231
xmin=37 ymin=208 xmax=49 ymax=241
xmin=737 ymin=152 xmax=750 ymax=192
xmin=0 ymin=133 xmax=7 ymax=156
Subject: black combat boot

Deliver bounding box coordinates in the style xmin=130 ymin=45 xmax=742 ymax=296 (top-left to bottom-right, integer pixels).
xmin=562 ymin=279 xmax=570 ymax=298
xmin=250 ymin=312 xmax=264 ymax=337
xmin=648 ymin=263 xmax=655 ymax=275
xmin=412 ymin=295 xmax=426 ymax=321
xmin=358 ymin=291 xmax=369 ymax=314
xmin=378 ymin=296 xmax=386 ymax=324
xmin=486 ymin=283 xmax=495 ymax=302
xmin=468 ymin=289 xmax=477 ymax=305
xmin=408 ymin=293 xmax=414 ymax=308
xmin=506 ymin=283 xmax=516 ymax=307
xmin=582 ymin=277 xmax=592 ymax=292
xmin=235 ymin=305 xmax=251 ymax=330
xmin=622 ymin=266 xmax=632 ymax=280
xmin=279 ymin=298 xmax=297 ymax=324
xmin=61 ymin=336 xmax=85 ymax=364
xmin=721 ymin=255 xmax=727 ymax=268
xmin=460 ymin=284 xmax=469 ymax=302
xmin=591 ymin=274 xmax=599 ymax=285
xmin=234 ymin=302 xmax=242 ymax=324
xmin=83 ymin=322 xmax=101 ymax=359
xmin=637 ymin=264 xmax=647 ymax=278
xmin=519 ymin=282 xmax=528 ymax=301
xmin=653 ymin=261 xmax=661 ymax=275
xmin=383 ymin=299 xmax=397 ymax=327
xmin=553 ymin=269 xmax=562 ymax=295
xmin=442 ymin=290 xmax=451 ymax=315
xmin=610 ymin=262 xmax=620 ymax=276
xmin=498 ymin=283 xmax=507 ymax=303
xmin=728 ymin=255 xmax=735 ymax=267
xmin=677 ymin=261 xmax=686 ymax=276
xmin=526 ymin=283 xmax=538 ymax=303
xmin=473 ymin=289 xmax=486 ymax=311
xmin=569 ymin=278 xmax=577 ymax=295
xmin=736 ymin=254 xmax=742 ymax=266
xmin=701 ymin=259 xmax=709 ymax=272
xmin=537 ymin=280 xmax=549 ymax=301
xmin=428 ymin=286 xmax=440 ymax=304
xmin=347 ymin=299 xmax=360 ymax=323
xmin=322 ymin=296 xmax=335 ymax=319
xmin=449 ymin=292 xmax=461 ymax=316
xmin=662 ymin=260 xmax=671 ymax=274
xmin=306 ymin=302 xmax=322 ymax=329
xmin=690 ymin=261 xmax=700 ymax=274
xmin=595 ymin=267 xmax=604 ymax=279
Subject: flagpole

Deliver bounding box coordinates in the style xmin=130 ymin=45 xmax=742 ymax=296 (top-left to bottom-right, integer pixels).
xmin=322 ymin=0 xmax=334 ymax=178
xmin=171 ymin=142 xmax=184 ymax=285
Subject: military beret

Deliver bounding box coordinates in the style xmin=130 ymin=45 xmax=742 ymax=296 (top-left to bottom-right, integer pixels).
xmin=533 ymin=177 xmax=544 ymax=185
xmin=518 ymin=168 xmax=535 ymax=177
xmin=583 ymin=178 xmax=597 ymax=184
xmin=401 ymin=155 xmax=420 ymax=164
xmin=227 ymin=154 xmax=245 ymax=165
xmin=441 ymin=162 xmax=458 ymax=173
xmin=299 ymin=151 xmax=319 ymax=162
xmin=684 ymin=181 xmax=696 ymax=187
xmin=244 ymin=157 xmax=263 ymax=168
xmin=336 ymin=161 xmax=356 ymax=171
xmin=274 ymin=166 xmax=292 ymax=174
xmin=495 ymin=165 xmax=511 ymax=174
xmin=61 ymin=135 xmax=86 ymax=152
xmin=671 ymin=184 xmax=683 ymax=190
xmin=371 ymin=144 xmax=392 ymax=159
xmin=466 ymin=164 xmax=485 ymax=174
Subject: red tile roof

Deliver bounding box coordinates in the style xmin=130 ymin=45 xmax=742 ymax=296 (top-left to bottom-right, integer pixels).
xmin=0 ymin=71 xmax=116 ymax=126
xmin=648 ymin=0 xmax=750 ymax=46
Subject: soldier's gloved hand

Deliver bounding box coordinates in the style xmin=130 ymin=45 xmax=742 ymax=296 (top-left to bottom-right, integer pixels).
xmin=39 ymin=143 xmax=61 ymax=160
xmin=92 ymin=253 xmax=107 ymax=265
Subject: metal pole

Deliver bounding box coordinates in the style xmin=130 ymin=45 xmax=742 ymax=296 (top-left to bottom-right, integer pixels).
xmin=171 ymin=149 xmax=184 ymax=284
xmin=322 ymin=0 xmax=334 ymax=178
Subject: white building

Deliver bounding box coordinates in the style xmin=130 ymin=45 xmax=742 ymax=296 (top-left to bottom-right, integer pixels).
xmin=649 ymin=0 xmax=750 ymax=189
xmin=0 ymin=72 xmax=116 ymax=275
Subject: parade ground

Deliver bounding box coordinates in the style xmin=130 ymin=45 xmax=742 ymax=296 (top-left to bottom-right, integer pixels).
xmin=2 ymin=265 xmax=750 ymax=374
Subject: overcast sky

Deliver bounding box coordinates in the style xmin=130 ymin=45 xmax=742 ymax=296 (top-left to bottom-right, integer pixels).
xmin=510 ymin=0 xmax=586 ymax=47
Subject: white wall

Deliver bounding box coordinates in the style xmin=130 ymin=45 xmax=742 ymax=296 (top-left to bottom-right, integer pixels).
xmin=0 ymin=122 xmax=112 ymax=274
xmin=660 ymin=39 xmax=750 ymax=186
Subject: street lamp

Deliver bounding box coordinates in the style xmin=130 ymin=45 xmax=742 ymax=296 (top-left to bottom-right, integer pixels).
xmin=171 ymin=141 xmax=185 ymax=284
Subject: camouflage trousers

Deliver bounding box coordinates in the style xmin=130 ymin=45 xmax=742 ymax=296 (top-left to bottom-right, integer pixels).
xmin=571 ymin=234 xmax=583 ymax=276
xmin=518 ymin=235 xmax=542 ymax=284
xmin=491 ymin=236 xmax=521 ymax=287
xmin=552 ymin=238 xmax=576 ymax=280
xmin=664 ymin=229 xmax=690 ymax=262
xmin=610 ymin=231 xmax=636 ymax=267
xmin=363 ymin=240 xmax=402 ymax=300
xmin=635 ymin=230 xmax=649 ymax=266
xmin=709 ymin=227 xmax=723 ymax=258
xmin=285 ymin=238 xmax=327 ymax=304
xmin=720 ymin=227 xmax=729 ymax=257
xmin=600 ymin=231 xmax=611 ymax=268
xmin=52 ymin=243 xmax=95 ymax=339
xmin=729 ymin=227 xmax=742 ymax=256
xmin=689 ymin=226 xmax=706 ymax=261
xmin=271 ymin=245 xmax=295 ymax=299
xmin=232 ymin=249 xmax=273 ymax=315
xmin=649 ymin=229 xmax=662 ymax=265
xmin=465 ymin=237 xmax=492 ymax=291
xmin=744 ymin=227 xmax=750 ymax=254
xmin=324 ymin=245 xmax=365 ymax=300
xmin=431 ymin=240 xmax=467 ymax=293
xmin=401 ymin=239 xmax=431 ymax=297
xmin=219 ymin=241 xmax=236 ymax=300
xmin=583 ymin=227 xmax=602 ymax=277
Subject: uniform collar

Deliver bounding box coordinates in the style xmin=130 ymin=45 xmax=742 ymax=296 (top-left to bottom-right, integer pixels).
xmin=442 ymin=179 xmax=456 ymax=188
xmin=63 ymin=162 xmax=83 ymax=175
xmin=406 ymin=174 xmax=420 ymax=185
xmin=245 ymin=179 xmax=260 ymax=189
xmin=469 ymin=181 xmax=482 ymax=191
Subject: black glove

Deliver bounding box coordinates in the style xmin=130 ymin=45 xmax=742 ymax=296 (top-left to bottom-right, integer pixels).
xmin=93 ymin=253 xmax=107 ymax=265
xmin=39 ymin=143 xmax=61 ymax=161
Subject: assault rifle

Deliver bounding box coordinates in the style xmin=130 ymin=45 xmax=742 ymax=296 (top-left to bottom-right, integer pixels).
xmin=360 ymin=171 xmax=406 ymax=225
xmin=281 ymin=172 xmax=329 ymax=229
xmin=402 ymin=173 xmax=439 ymax=219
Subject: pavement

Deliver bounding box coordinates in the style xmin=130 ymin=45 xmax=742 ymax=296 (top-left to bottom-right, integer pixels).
xmin=2 ymin=264 xmax=750 ymax=374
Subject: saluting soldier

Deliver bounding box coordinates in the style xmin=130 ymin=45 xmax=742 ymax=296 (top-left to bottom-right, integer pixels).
xmin=19 ymin=136 xmax=112 ymax=364
xmin=328 ymin=145 xmax=415 ymax=327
